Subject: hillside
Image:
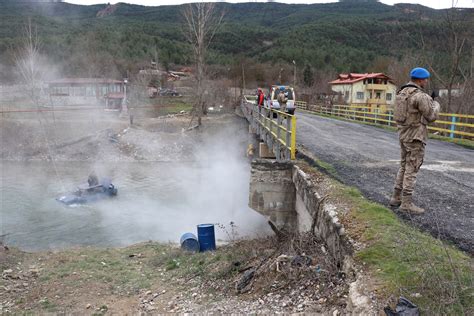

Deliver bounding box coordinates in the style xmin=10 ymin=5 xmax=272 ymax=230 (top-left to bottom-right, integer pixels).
xmin=0 ymin=1 xmax=472 ymax=83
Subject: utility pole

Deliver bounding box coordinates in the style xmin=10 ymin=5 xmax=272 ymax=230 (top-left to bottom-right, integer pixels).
xmin=241 ymin=63 xmax=246 ymax=96
xmin=292 ymin=60 xmax=296 ymax=87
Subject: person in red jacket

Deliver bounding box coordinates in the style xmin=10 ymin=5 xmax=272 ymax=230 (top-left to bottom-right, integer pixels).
xmin=256 ymin=88 xmax=265 ymax=110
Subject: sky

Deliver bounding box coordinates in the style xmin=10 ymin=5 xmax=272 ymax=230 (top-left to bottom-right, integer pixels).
xmin=66 ymin=0 xmax=474 ymax=10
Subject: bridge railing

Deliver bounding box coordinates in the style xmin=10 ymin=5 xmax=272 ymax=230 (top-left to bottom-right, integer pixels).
xmin=295 ymin=101 xmax=474 ymax=140
xmin=242 ymin=96 xmax=296 ymax=161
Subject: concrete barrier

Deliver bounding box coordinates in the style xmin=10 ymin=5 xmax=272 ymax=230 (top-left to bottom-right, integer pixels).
xmin=249 ymin=159 xmax=351 ymax=267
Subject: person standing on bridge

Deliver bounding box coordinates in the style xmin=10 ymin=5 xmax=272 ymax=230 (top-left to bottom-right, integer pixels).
xmin=256 ymin=88 xmax=265 ymax=110
xmin=389 ymin=67 xmax=440 ymax=214
xmin=277 ymin=86 xmax=288 ymax=112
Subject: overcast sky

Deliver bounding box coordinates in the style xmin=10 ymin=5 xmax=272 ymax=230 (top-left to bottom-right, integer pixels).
xmin=66 ymin=0 xmax=474 ymax=10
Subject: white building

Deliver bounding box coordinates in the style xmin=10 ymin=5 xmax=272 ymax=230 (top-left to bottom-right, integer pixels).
xmin=329 ymin=73 xmax=397 ymax=112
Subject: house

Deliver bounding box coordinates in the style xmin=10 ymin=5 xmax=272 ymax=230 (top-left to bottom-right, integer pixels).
xmin=329 ymin=73 xmax=397 ymax=112
xmin=49 ymin=78 xmax=125 ymax=109
xmin=438 ymin=85 xmax=462 ymax=98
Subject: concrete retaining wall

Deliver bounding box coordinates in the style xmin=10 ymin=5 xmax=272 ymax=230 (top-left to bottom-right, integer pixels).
xmin=249 ymin=160 xmax=350 ymax=267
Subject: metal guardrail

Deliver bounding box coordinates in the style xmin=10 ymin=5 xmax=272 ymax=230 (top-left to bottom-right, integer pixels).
xmin=295 ymin=101 xmax=474 ymax=140
xmin=241 ymin=96 xmax=296 ymax=161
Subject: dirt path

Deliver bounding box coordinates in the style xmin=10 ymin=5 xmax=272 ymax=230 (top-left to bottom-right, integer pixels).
xmin=296 ymin=112 xmax=474 ymax=254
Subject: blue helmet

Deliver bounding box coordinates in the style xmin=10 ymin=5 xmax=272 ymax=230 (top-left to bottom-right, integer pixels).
xmin=279 ymin=86 xmax=285 ymax=91
xmin=410 ymin=67 xmax=430 ymax=79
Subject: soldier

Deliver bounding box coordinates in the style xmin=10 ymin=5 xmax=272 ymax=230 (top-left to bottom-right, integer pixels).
xmin=88 ymin=172 xmax=99 ymax=188
xmin=277 ymin=86 xmax=288 ymax=112
xmin=389 ymin=67 xmax=440 ymax=214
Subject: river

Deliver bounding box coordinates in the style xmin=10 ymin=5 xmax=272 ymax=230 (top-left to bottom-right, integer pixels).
xmin=0 ymin=159 xmax=270 ymax=251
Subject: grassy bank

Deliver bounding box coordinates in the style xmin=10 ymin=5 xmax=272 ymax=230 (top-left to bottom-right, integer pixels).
xmin=301 ymin=160 xmax=473 ymax=315
xmin=0 ymin=232 xmax=345 ymax=314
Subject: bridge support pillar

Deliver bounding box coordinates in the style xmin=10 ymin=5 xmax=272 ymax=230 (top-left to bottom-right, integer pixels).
xmin=249 ymin=159 xmax=296 ymax=231
xmin=259 ymin=142 xmax=276 ymax=159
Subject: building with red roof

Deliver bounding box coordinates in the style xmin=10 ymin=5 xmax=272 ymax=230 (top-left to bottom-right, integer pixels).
xmin=329 ymin=73 xmax=397 ymax=111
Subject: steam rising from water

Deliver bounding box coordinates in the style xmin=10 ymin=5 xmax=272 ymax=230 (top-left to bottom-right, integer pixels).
xmin=0 ymin=119 xmax=271 ymax=251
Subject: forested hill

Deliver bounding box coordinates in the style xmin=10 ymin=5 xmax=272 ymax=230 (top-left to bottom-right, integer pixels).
xmin=0 ymin=0 xmax=472 ymax=82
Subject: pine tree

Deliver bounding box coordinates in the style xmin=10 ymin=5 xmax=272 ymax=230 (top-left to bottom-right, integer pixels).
xmin=303 ymin=64 xmax=314 ymax=87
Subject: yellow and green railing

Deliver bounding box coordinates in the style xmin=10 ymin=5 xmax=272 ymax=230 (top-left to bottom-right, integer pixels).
xmin=295 ymin=101 xmax=474 ymax=140
xmin=241 ymin=96 xmax=296 ymax=161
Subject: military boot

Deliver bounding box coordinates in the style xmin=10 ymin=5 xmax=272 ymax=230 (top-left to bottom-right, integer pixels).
xmin=400 ymin=195 xmax=425 ymax=214
xmin=389 ymin=189 xmax=402 ymax=207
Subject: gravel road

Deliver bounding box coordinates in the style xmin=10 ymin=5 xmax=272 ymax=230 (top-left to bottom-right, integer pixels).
xmin=296 ymin=112 xmax=474 ymax=254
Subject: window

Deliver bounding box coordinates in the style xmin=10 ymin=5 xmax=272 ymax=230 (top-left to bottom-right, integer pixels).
xmin=356 ymin=92 xmax=364 ymax=99
xmin=386 ymin=93 xmax=392 ymax=101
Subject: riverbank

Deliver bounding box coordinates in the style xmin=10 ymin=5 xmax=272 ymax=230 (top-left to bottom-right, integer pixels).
xmin=1 ymin=108 xmax=238 ymax=162
xmin=0 ymin=232 xmax=349 ymax=314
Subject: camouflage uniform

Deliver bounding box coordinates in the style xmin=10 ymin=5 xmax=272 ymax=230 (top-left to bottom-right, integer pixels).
xmin=392 ymin=82 xmax=440 ymax=210
xmin=277 ymin=91 xmax=288 ymax=112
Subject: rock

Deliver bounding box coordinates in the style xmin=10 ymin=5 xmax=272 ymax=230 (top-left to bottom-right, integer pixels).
xmin=333 ymin=309 xmax=339 ymax=316
xmin=146 ymin=290 xmax=152 ymax=295
xmin=236 ymin=269 xmax=255 ymax=294
xmin=86 ymin=304 xmax=92 ymax=309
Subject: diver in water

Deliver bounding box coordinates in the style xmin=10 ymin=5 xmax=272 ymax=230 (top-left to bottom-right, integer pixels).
xmin=88 ymin=172 xmax=99 ymax=187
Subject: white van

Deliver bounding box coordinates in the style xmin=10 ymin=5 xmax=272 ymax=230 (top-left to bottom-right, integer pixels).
xmin=264 ymin=85 xmax=296 ymax=115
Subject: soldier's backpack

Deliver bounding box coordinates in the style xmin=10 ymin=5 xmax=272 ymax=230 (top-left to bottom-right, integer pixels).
xmin=394 ymin=84 xmax=418 ymax=124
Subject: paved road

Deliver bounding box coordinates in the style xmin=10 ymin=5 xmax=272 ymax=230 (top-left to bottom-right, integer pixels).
xmin=296 ymin=112 xmax=474 ymax=254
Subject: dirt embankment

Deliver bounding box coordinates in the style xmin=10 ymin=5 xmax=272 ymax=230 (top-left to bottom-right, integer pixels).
xmin=0 ymin=112 xmax=239 ymax=162
xmin=0 ymin=233 xmax=349 ymax=314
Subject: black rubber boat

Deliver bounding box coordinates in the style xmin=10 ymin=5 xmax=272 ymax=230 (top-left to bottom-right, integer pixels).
xmin=56 ymin=178 xmax=118 ymax=205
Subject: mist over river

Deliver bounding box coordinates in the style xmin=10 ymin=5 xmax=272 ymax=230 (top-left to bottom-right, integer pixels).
xmin=0 ymin=159 xmax=270 ymax=251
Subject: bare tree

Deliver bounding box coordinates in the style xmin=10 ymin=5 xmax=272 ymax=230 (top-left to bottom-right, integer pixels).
xmin=418 ymin=1 xmax=472 ymax=113
xmin=182 ymin=2 xmax=224 ymax=126
xmin=14 ymin=18 xmax=43 ymax=106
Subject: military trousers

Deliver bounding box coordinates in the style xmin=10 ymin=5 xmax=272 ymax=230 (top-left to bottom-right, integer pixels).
xmin=394 ymin=140 xmax=425 ymax=197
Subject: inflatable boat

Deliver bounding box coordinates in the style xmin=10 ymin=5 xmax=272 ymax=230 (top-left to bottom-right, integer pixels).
xmin=57 ymin=178 xmax=118 ymax=205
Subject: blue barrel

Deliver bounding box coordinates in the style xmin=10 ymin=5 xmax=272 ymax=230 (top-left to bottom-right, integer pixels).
xmin=197 ymin=224 xmax=216 ymax=252
xmin=180 ymin=233 xmax=200 ymax=253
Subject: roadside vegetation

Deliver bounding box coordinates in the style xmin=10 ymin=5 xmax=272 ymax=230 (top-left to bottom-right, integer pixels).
xmin=300 ymin=160 xmax=474 ymax=315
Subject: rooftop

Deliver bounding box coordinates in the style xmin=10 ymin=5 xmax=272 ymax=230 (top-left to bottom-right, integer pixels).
xmin=329 ymin=73 xmax=393 ymax=85
xmin=49 ymin=78 xmax=124 ymax=85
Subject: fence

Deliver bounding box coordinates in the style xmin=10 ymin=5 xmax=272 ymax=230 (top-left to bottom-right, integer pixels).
xmin=295 ymin=101 xmax=474 ymax=140
xmin=241 ymin=96 xmax=297 ymax=161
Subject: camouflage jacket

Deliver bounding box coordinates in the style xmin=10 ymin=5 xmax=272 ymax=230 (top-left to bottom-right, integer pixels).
xmin=397 ymin=82 xmax=440 ymax=144
xmin=277 ymin=91 xmax=288 ymax=104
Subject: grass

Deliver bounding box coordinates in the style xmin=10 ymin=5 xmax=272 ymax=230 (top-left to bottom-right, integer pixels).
xmin=39 ymin=298 xmax=56 ymax=312
xmin=40 ymin=243 xmax=169 ymax=294
xmin=429 ymin=134 xmax=474 ymax=149
xmin=34 ymin=239 xmax=253 ymax=303
xmin=298 ymin=108 xmax=474 ymax=149
xmin=331 ymin=181 xmax=474 ymax=314
xmin=314 ymin=157 xmax=338 ymax=178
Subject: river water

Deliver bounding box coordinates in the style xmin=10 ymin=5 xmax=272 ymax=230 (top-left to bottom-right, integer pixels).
xmin=0 ymin=159 xmax=270 ymax=251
